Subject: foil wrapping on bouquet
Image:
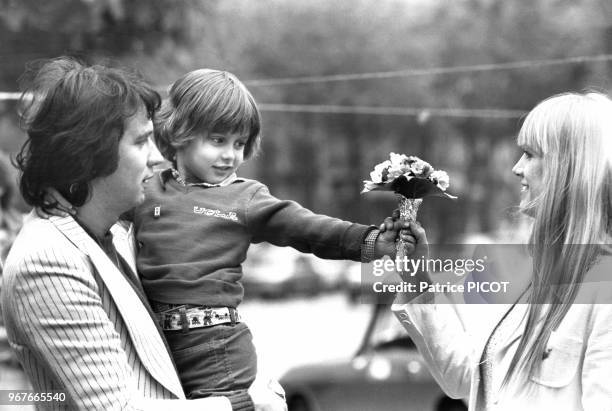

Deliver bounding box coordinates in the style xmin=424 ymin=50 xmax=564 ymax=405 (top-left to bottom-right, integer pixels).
xmin=396 ymin=194 xmax=422 ymax=264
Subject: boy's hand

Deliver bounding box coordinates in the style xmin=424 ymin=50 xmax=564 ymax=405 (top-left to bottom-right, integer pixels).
xmin=373 ymin=210 xmax=417 ymax=259
xmin=406 ymin=221 xmax=429 ymax=260
xmin=248 ymin=377 xmax=287 ymax=411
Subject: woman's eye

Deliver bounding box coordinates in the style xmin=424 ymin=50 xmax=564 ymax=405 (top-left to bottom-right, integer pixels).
xmin=523 ymin=150 xmax=532 ymax=159
xmin=236 ymin=141 xmax=247 ymax=149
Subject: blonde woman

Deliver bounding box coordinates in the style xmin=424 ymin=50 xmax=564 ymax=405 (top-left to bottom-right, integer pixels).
xmin=393 ymin=92 xmax=612 ymax=410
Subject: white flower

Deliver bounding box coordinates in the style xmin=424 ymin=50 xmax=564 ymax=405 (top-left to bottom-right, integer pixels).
xmin=387 ymin=153 xmax=410 ymax=179
xmin=431 ymin=170 xmax=450 ymax=191
xmin=361 ymin=180 xmax=380 ymax=193
xmin=389 ymin=152 xmax=409 ymax=166
xmin=387 ymin=163 xmax=407 ymax=180
xmin=407 ymin=156 xmax=433 ymax=177
xmin=369 ymin=160 xmax=391 ymax=183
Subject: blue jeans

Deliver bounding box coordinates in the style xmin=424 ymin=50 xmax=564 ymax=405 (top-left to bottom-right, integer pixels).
xmin=164 ymin=321 xmax=258 ymax=399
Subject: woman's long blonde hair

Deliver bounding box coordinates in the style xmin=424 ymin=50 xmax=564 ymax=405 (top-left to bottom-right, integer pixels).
xmin=505 ymin=91 xmax=612 ymax=387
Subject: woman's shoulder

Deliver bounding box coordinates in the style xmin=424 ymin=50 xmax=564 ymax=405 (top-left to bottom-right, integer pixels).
xmin=576 ymin=253 xmax=612 ymax=304
xmin=586 ymin=252 xmax=612 ymax=280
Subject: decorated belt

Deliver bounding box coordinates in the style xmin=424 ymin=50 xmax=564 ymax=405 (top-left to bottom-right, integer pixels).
xmin=156 ymin=305 xmax=241 ymax=331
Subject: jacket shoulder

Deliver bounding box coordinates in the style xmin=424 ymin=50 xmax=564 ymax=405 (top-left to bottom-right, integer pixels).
xmin=6 ymin=216 xmax=72 ymax=257
xmin=3 ymin=215 xmax=91 ymax=285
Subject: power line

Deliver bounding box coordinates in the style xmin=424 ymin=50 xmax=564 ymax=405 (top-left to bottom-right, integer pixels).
xmin=0 ymin=92 xmax=22 ymax=100
xmin=0 ymin=95 xmax=526 ymax=118
xmin=1 ymin=53 xmax=608 ymax=119
xmin=258 ymin=104 xmax=526 ymax=119
xmin=244 ymin=54 xmax=612 ymax=86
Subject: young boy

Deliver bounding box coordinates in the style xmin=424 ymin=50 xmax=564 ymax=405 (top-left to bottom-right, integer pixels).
xmin=132 ymin=69 xmax=409 ymax=406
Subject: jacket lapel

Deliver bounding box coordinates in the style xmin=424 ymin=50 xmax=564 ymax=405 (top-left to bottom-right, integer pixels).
xmin=110 ymin=221 xmax=138 ymax=276
xmin=51 ymin=216 xmax=184 ymax=399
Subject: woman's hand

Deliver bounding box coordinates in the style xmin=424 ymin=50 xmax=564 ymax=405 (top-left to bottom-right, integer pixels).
xmin=36 ymin=188 xmax=76 ymax=219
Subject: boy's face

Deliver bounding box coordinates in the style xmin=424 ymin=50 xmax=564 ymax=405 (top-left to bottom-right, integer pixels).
xmin=176 ymin=132 xmax=248 ymax=184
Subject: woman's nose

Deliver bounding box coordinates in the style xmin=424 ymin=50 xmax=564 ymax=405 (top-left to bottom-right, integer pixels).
xmin=512 ymin=155 xmax=524 ymax=177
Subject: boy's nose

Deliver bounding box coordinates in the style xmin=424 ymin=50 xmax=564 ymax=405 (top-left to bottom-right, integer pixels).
xmin=221 ymin=147 xmax=235 ymax=160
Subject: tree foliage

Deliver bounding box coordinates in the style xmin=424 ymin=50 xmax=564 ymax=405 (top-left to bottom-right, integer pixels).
xmin=2 ymin=0 xmax=612 ymax=239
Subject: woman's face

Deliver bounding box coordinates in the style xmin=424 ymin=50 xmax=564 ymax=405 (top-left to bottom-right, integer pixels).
xmin=512 ymin=144 xmax=544 ymax=216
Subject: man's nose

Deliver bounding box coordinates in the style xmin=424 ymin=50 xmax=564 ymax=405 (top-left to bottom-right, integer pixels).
xmin=147 ymin=137 xmax=165 ymax=168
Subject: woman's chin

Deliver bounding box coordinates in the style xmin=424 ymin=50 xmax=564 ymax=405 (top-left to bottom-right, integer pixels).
xmin=519 ymin=200 xmax=536 ymax=218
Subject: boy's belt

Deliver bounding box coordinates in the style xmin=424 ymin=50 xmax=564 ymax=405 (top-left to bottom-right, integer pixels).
xmin=153 ymin=303 xmax=241 ymax=332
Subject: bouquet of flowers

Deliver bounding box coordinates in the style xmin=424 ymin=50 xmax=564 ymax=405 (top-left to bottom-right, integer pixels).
xmin=362 ymin=153 xmax=456 ymax=258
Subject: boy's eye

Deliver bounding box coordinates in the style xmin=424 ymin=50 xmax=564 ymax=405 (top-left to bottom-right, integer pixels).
xmin=235 ymin=141 xmax=247 ymax=149
xmin=209 ymin=136 xmax=225 ymax=144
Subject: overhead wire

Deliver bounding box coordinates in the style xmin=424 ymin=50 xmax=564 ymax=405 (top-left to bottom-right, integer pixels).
xmin=244 ymin=54 xmax=612 ymax=86
xmin=258 ymin=104 xmax=526 ymax=119
xmin=1 ymin=54 xmax=610 ymax=119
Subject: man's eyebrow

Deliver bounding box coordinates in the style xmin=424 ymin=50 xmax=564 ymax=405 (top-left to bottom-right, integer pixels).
xmin=136 ymin=130 xmax=154 ymax=140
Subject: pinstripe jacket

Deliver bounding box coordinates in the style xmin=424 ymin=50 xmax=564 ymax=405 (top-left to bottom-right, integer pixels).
xmin=1 ymin=214 xmax=232 ymax=411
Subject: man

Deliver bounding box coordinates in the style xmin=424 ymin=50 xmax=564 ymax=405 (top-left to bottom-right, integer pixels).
xmin=1 ymin=57 xmax=285 ymax=410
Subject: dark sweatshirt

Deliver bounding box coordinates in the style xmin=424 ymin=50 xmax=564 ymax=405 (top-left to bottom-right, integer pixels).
xmin=133 ymin=169 xmax=373 ymax=307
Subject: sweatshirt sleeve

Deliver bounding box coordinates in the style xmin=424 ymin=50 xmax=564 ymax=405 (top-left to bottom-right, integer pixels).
xmin=245 ymin=183 xmax=373 ymax=261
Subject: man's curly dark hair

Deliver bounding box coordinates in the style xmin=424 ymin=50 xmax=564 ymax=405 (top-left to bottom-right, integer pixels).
xmin=15 ymin=57 xmax=161 ymax=212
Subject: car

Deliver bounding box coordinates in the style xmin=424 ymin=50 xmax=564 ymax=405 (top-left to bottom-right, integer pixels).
xmin=242 ymin=243 xmax=327 ymax=299
xmin=280 ymin=303 xmax=467 ymax=411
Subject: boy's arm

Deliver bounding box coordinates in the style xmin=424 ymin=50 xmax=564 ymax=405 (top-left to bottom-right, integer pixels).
xmin=246 ymin=184 xmax=376 ymax=261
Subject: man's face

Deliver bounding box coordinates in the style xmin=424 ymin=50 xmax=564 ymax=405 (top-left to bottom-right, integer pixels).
xmin=92 ymin=106 xmax=162 ymax=214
